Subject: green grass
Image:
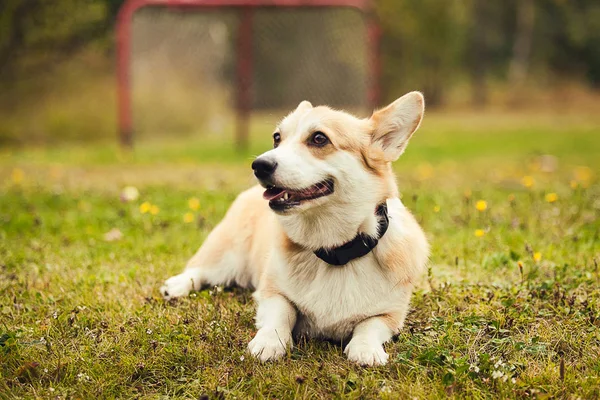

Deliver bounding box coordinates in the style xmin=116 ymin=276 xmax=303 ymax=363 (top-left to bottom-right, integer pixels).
xmin=1 ymin=110 xmax=599 ymax=398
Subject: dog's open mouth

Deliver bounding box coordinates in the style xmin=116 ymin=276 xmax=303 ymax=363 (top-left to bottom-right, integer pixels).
xmin=263 ymin=179 xmax=334 ymax=211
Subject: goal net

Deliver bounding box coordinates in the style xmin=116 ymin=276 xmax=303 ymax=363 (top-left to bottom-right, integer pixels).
xmin=118 ymin=1 xmax=378 ymax=148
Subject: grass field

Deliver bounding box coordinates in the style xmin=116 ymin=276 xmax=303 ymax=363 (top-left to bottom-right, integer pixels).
xmin=1 ymin=110 xmax=599 ymax=399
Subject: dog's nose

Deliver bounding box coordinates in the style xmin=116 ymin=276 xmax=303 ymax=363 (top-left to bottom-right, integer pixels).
xmin=252 ymin=158 xmax=278 ymax=180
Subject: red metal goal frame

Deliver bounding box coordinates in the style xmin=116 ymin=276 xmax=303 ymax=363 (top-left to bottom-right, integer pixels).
xmin=116 ymin=0 xmax=380 ymax=149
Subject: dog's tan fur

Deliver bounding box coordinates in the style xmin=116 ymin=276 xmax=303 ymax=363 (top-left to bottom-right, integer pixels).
xmin=161 ymin=92 xmax=429 ymax=366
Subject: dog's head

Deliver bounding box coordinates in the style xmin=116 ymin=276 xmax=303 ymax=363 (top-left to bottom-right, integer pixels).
xmin=252 ymin=92 xmax=425 ymax=215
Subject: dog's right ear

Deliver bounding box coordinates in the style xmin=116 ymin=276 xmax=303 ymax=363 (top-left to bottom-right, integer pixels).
xmin=296 ymin=100 xmax=313 ymax=112
xmin=369 ymin=92 xmax=425 ymax=162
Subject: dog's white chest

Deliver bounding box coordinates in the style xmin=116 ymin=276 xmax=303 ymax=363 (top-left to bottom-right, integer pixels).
xmin=278 ymin=254 xmax=406 ymax=340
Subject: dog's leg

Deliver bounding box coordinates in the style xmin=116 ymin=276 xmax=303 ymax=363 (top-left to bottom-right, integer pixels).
xmin=248 ymin=294 xmax=297 ymax=362
xmin=160 ymin=187 xmax=268 ymax=300
xmin=344 ymin=313 xmax=404 ymax=366
xmin=160 ymin=267 xmax=203 ymax=300
xmin=160 ymin=223 xmax=249 ymax=300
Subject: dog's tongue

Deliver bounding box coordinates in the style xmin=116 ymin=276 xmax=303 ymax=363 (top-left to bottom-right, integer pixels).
xmin=263 ymin=187 xmax=286 ymax=201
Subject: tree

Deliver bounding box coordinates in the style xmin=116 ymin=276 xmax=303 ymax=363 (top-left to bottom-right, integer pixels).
xmin=377 ymin=0 xmax=469 ymax=106
xmin=0 ymin=0 xmax=119 ymax=80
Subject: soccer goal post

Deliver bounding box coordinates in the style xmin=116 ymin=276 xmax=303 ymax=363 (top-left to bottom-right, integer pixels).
xmin=116 ymin=0 xmax=380 ymax=149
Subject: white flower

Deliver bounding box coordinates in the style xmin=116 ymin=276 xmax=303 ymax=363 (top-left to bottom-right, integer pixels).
xmin=120 ymin=186 xmax=140 ymax=202
xmin=103 ymin=228 xmax=123 ymax=242
xmin=469 ymin=364 xmax=480 ymax=373
xmin=146 ymin=329 xmax=153 ymax=334
xmin=492 ymin=370 xmax=504 ymax=379
xmin=239 ymin=355 xmax=245 ymax=361
xmin=76 ymin=372 xmax=90 ymax=381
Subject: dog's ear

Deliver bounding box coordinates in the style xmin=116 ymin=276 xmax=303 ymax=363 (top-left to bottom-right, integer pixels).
xmin=369 ymin=91 xmax=424 ymax=162
xmin=296 ymin=100 xmax=313 ymax=112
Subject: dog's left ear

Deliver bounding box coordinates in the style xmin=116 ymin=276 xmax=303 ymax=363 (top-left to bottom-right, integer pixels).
xmin=369 ymin=91 xmax=425 ymax=162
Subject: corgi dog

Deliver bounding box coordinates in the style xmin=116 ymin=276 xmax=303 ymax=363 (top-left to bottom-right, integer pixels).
xmin=160 ymin=92 xmax=429 ymax=366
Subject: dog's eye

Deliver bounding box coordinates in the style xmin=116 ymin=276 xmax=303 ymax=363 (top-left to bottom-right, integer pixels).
xmin=273 ymin=132 xmax=281 ymax=148
xmin=310 ymin=132 xmax=329 ymax=147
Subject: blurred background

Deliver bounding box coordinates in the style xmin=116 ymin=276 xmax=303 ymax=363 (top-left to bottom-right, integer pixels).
xmin=0 ymin=0 xmax=598 ymax=147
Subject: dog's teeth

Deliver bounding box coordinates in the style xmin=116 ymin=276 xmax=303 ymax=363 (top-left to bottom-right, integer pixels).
xmin=283 ymin=192 xmax=289 ymax=200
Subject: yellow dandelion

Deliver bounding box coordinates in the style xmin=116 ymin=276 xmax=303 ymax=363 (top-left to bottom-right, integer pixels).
xmin=508 ymin=194 xmax=516 ymax=202
xmin=433 ymin=205 xmax=440 ymax=213
xmin=475 ymin=229 xmax=485 ymax=237
xmin=12 ymin=168 xmax=24 ymax=184
xmin=521 ymin=175 xmax=534 ymax=188
xmin=464 ymin=189 xmax=472 ymax=199
xmin=545 ymin=193 xmax=558 ymax=203
xmin=533 ymin=252 xmax=542 ymax=263
xmin=570 ymin=180 xmax=578 ymax=189
xmin=183 ymin=212 xmax=195 ymax=223
xmin=475 ymin=200 xmax=488 ymax=212
xmin=150 ymin=205 xmax=160 ymax=215
xmin=188 ymin=197 xmax=201 ymax=211
xmin=139 ymin=202 xmax=151 ymax=214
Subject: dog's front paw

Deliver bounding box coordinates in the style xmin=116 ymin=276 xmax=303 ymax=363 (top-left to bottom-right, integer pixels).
xmin=344 ymin=338 xmax=389 ymax=366
xmin=160 ymin=271 xmax=198 ymax=300
xmin=248 ymin=328 xmax=291 ymax=362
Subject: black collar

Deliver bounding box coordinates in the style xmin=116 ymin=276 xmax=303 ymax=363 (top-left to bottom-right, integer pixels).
xmin=314 ymin=203 xmax=390 ymax=266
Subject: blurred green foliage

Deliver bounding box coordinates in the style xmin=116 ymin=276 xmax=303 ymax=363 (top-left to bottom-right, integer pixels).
xmin=0 ymin=0 xmax=110 ymax=72
xmin=377 ymin=0 xmax=600 ymax=104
